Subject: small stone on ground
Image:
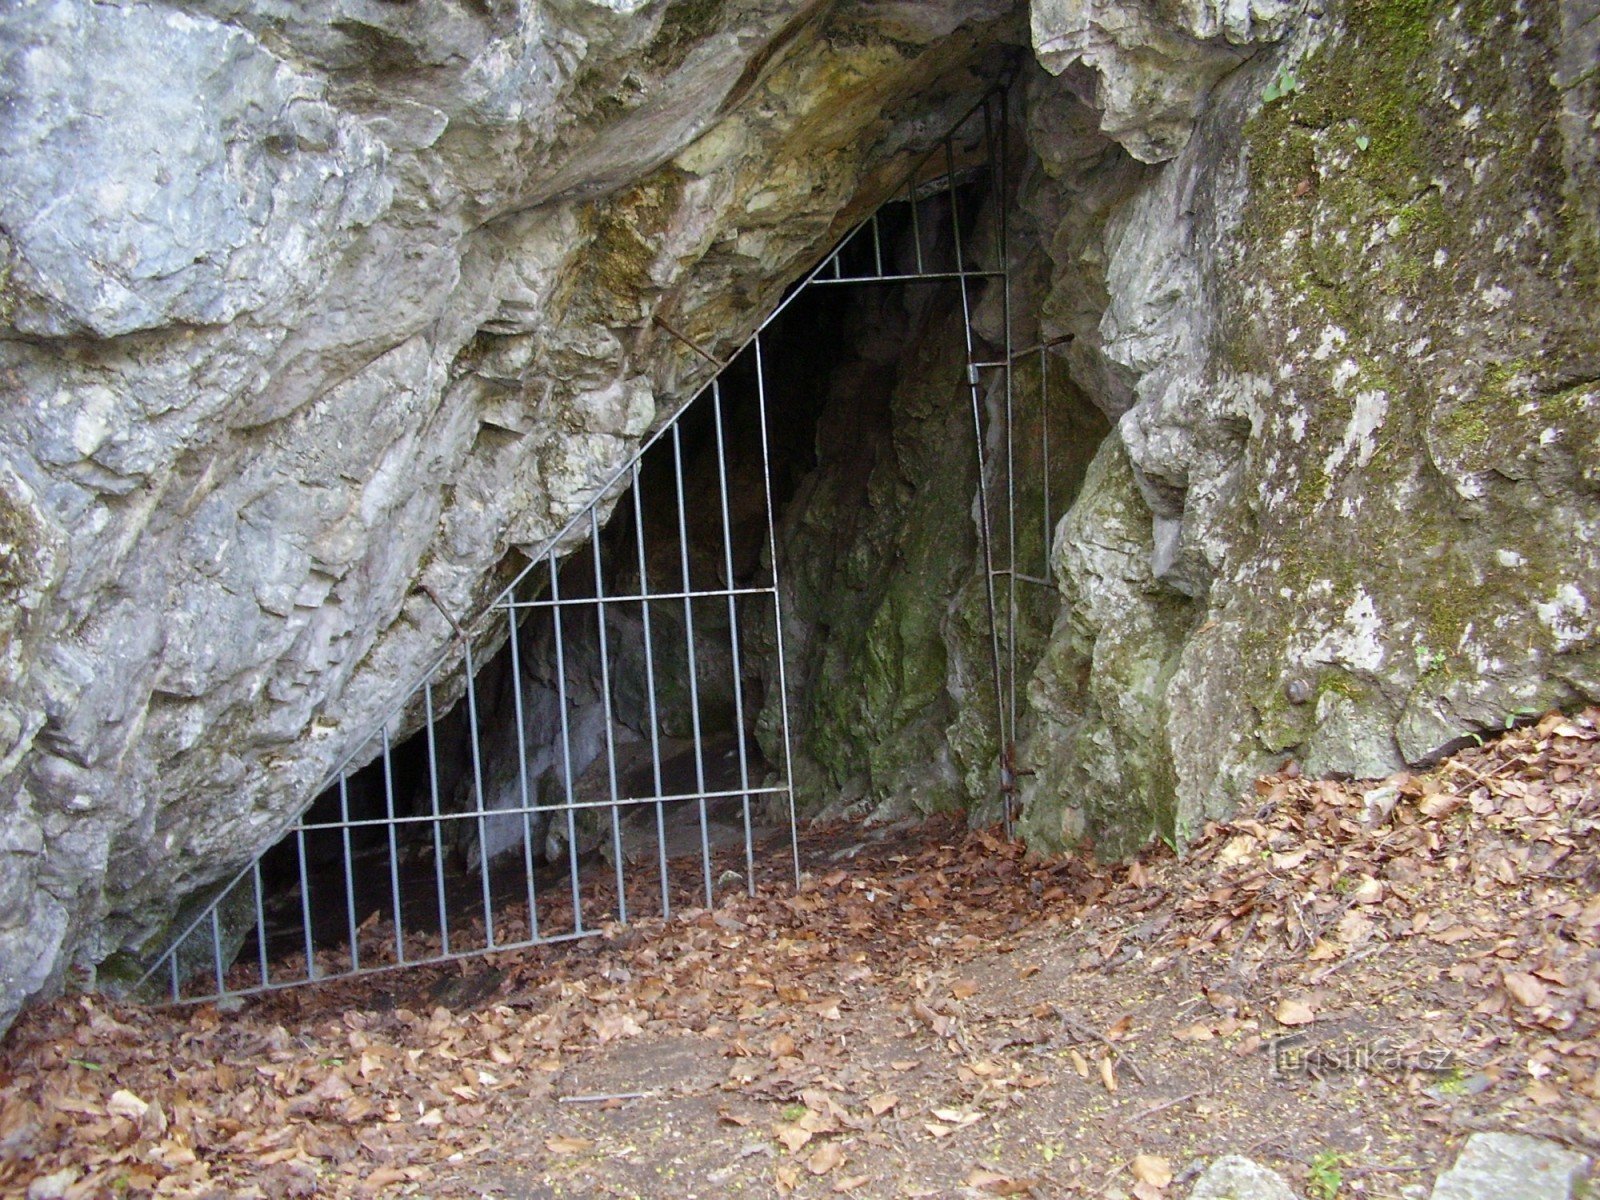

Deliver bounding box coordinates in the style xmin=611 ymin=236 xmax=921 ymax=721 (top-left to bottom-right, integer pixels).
xmin=1189 ymin=1155 xmax=1299 ymax=1200
xmin=1429 ymin=1133 xmax=1590 ymax=1200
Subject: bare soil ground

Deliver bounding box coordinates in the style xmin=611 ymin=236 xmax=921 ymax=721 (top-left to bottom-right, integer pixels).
xmin=3 ymin=711 xmax=1598 ymax=1200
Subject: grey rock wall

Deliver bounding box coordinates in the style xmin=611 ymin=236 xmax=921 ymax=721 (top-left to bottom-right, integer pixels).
xmin=1019 ymin=0 xmax=1600 ymax=851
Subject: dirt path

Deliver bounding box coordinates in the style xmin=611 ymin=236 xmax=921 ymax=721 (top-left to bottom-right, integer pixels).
xmin=3 ymin=712 xmax=1597 ymax=1199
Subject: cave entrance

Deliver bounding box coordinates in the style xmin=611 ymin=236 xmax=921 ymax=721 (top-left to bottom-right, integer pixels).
xmin=140 ymin=89 xmax=1036 ymax=1006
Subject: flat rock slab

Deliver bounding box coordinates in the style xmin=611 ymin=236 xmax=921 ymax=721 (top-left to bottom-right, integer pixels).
xmin=1430 ymin=1133 xmax=1590 ymax=1200
xmin=1189 ymin=1156 xmax=1299 ymax=1200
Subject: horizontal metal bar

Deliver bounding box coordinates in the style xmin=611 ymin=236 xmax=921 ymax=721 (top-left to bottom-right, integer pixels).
xmin=810 ymin=270 xmax=1005 ymax=286
xmin=292 ymin=784 xmax=792 ymax=834
xmin=993 ymin=569 xmax=1058 ymax=590
xmin=1003 ymin=333 xmax=1076 ymax=360
xmin=156 ymin=927 xmax=604 ymax=1007
xmin=497 ymin=584 xmax=777 ymax=611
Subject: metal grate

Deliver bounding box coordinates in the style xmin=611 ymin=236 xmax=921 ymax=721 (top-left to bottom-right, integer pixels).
xmin=138 ymin=88 xmax=1040 ymax=1006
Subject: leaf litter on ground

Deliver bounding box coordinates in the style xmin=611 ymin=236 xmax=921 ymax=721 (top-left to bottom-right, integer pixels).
xmin=1 ymin=709 xmax=1596 ymax=1198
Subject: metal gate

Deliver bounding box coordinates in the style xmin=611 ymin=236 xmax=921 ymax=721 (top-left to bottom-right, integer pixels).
xmin=139 ymin=88 xmax=1040 ymax=1006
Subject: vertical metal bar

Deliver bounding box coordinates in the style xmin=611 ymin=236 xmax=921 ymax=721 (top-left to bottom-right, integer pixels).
xmin=1041 ymin=345 xmax=1051 ymax=575
xmin=871 ymin=213 xmax=883 ymax=278
xmin=982 ymin=94 xmax=997 ymax=224
xmin=424 ymin=682 xmax=454 ymax=954
xmin=753 ymin=333 xmax=801 ymax=887
xmin=209 ymin=907 xmax=226 ymax=998
xmin=505 ymin=599 xmax=541 ymax=942
xmin=252 ymin=860 xmax=269 ymax=988
xmin=631 ymin=464 xmax=671 ymax=919
xmin=381 ymin=727 xmax=405 ymax=963
xmin=338 ymin=773 xmax=359 ymax=972
xmin=590 ymin=507 xmax=627 ymax=925
xmin=549 ymin=555 xmax=584 ymax=933
xmin=464 ymin=641 xmax=497 ymax=948
xmin=295 ymin=824 xmax=315 ymax=980
xmin=711 ymin=382 xmax=756 ymax=894
xmin=908 ymin=176 xmax=924 ymax=274
xmin=999 ymin=88 xmax=1018 ymax=840
xmin=168 ymin=951 xmax=179 ymax=1004
xmin=671 ymin=423 xmax=714 ymax=908
xmin=946 ymin=132 xmax=1009 ymax=824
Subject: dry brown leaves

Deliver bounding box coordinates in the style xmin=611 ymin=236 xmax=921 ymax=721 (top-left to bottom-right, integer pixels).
xmin=1136 ymin=708 xmax=1600 ymax=1137
xmin=0 ymin=819 xmax=1108 ymax=1198
xmin=3 ymin=709 xmax=1597 ymax=1197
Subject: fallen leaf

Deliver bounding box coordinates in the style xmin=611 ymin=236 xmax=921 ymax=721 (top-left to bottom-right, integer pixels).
xmin=807 ymin=1141 xmax=845 ymax=1176
xmin=1350 ymin=875 xmax=1385 ymax=905
xmin=1217 ymin=835 xmax=1258 ymax=866
xmin=107 ymin=1089 xmax=149 ymax=1121
xmin=1099 ymin=1055 xmax=1118 ymax=1093
xmin=1275 ymin=998 xmax=1315 ymax=1026
xmin=777 ymin=1126 xmax=813 ymax=1153
xmin=545 ymin=1135 xmax=594 ymax=1155
xmin=1131 ymin=1154 xmax=1173 ymax=1188
xmin=1419 ymin=793 xmax=1464 ymax=819
xmin=1527 ymin=1080 xmax=1563 ymax=1105
xmin=1504 ymin=972 xmax=1548 ymax=1007
xmin=1336 ymin=910 xmax=1376 ymax=945
xmin=966 ymin=1167 xmax=1035 ymax=1194
xmin=867 ymin=1093 xmax=899 ymax=1116
xmin=951 ymin=979 xmax=980 ymax=1000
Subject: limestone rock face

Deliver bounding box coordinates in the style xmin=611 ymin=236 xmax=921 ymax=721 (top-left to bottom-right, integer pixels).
xmin=0 ymin=0 xmax=1020 ymax=1028
xmin=1020 ymin=0 xmax=1600 ymax=849
xmin=1030 ymin=0 xmax=1305 ymax=162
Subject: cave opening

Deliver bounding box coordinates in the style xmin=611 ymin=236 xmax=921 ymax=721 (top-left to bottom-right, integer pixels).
xmin=235 ymin=262 xmax=920 ymax=987
xmin=144 ymin=93 xmax=1114 ymax=1004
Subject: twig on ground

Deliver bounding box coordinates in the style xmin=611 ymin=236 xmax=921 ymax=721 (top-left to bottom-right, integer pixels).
xmin=1309 ymin=943 xmax=1383 ymax=985
xmin=1345 ymin=1164 xmax=1426 ymax=1177
xmin=1094 ymin=1160 xmax=1129 ymax=1196
xmin=557 ymin=1091 xmax=657 ymax=1104
xmin=1051 ymin=1006 xmax=1148 ymax=1086
xmin=1124 ymin=1088 xmax=1210 ymax=1125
